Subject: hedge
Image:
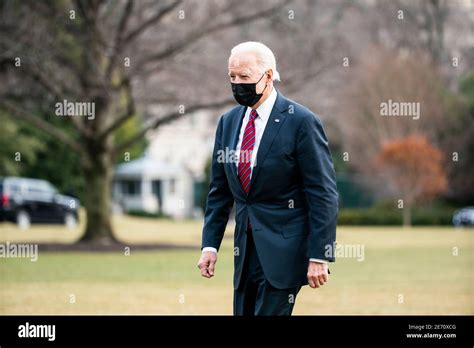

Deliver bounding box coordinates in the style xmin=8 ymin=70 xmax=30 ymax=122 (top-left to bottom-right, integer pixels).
xmin=337 ymin=207 xmax=456 ymax=226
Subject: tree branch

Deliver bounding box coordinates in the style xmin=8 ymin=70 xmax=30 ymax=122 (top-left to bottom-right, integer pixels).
xmin=116 ymin=0 xmax=135 ymax=44
xmin=136 ymin=0 xmax=291 ymax=69
xmin=74 ymin=0 xmax=107 ymax=48
xmin=99 ymin=79 xmax=136 ymax=140
xmin=5 ymin=56 xmax=90 ymax=136
xmin=105 ymin=0 xmax=134 ymax=80
xmin=112 ymin=98 xmax=234 ymax=155
xmin=105 ymin=0 xmax=183 ymax=81
xmin=0 ymin=101 xmax=84 ymax=155
xmin=122 ymin=0 xmax=183 ymax=45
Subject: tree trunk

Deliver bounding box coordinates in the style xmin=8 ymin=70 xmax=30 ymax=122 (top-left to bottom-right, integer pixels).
xmin=79 ymin=148 xmax=117 ymax=244
xmin=403 ymin=205 xmax=412 ymax=227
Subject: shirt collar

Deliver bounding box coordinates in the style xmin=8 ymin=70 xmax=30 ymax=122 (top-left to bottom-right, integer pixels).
xmin=248 ymin=86 xmax=278 ymax=123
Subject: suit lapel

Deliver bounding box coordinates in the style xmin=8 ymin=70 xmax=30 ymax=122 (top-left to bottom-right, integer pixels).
xmin=227 ymin=91 xmax=289 ymax=197
xmin=229 ymin=106 xmax=247 ymax=197
xmin=248 ymin=92 xmax=288 ymax=193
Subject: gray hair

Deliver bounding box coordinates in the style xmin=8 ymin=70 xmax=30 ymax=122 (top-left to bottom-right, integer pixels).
xmin=230 ymin=41 xmax=281 ymax=81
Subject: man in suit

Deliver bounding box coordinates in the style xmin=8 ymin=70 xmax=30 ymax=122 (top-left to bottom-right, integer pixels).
xmin=197 ymin=42 xmax=338 ymax=316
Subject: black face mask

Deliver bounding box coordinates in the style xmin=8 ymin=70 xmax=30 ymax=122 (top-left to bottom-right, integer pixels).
xmin=231 ymin=73 xmax=268 ymax=107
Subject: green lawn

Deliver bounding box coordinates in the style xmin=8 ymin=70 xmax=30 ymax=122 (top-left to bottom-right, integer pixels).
xmin=0 ymin=215 xmax=472 ymax=315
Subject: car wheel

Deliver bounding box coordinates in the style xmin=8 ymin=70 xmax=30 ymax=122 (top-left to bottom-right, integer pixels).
xmin=64 ymin=213 xmax=78 ymax=229
xmin=16 ymin=210 xmax=31 ymax=230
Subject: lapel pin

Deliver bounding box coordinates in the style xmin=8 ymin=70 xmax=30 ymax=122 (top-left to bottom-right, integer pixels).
xmin=275 ymin=119 xmax=280 ymax=122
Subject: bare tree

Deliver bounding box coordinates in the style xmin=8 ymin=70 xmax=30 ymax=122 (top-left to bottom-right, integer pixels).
xmin=337 ymin=47 xmax=447 ymax=171
xmin=0 ymin=0 xmax=290 ymax=244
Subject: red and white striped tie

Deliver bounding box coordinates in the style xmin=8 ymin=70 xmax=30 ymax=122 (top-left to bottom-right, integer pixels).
xmin=238 ymin=109 xmax=258 ymax=194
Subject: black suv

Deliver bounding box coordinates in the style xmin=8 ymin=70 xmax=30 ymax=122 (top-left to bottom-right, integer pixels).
xmin=0 ymin=177 xmax=79 ymax=229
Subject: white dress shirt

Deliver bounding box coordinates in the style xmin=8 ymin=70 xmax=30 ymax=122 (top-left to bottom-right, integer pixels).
xmin=203 ymin=87 xmax=327 ymax=264
xmin=233 ymin=86 xmax=278 ymax=173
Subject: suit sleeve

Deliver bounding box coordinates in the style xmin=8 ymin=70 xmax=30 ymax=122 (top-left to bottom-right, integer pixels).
xmin=201 ymin=115 xmax=234 ymax=251
xmin=296 ymin=114 xmax=338 ymax=262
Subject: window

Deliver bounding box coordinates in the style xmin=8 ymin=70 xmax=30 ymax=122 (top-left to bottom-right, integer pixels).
xmin=121 ymin=180 xmax=141 ymax=196
xmin=45 ymin=182 xmax=58 ymax=194
xmin=27 ymin=181 xmax=55 ymax=194
xmin=169 ymin=179 xmax=176 ymax=194
xmin=152 ymin=180 xmax=161 ymax=196
xmin=9 ymin=184 xmax=21 ymax=193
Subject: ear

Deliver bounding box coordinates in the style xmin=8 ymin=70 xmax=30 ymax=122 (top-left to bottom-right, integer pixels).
xmin=266 ymin=69 xmax=273 ymax=83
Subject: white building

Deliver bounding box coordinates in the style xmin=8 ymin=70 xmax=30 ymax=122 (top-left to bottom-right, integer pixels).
xmin=113 ymin=110 xmax=216 ymax=219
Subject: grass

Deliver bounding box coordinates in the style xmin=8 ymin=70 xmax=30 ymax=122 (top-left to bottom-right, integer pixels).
xmin=0 ymin=214 xmax=472 ymax=315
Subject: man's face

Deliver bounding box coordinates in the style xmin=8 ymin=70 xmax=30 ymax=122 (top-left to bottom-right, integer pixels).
xmin=228 ymin=53 xmax=267 ymax=94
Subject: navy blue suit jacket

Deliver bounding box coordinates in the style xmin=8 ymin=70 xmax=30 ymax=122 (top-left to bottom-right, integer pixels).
xmin=202 ymin=90 xmax=338 ymax=289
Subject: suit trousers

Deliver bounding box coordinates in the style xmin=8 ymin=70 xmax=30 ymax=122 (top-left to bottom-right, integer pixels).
xmin=233 ymin=226 xmax=302 ymax=316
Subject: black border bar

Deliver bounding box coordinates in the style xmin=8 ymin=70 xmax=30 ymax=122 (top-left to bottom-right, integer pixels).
xmin=0 ymin=315 xmax=472 ymax=346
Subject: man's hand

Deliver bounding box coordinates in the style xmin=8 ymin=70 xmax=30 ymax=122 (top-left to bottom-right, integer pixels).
xmin=307 ymin=261 xmax=329 ymax=288
xmin=197 ymin=251 xmax=217 ymax=278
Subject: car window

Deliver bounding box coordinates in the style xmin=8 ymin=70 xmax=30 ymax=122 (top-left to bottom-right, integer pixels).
xmin=27 ymin=180 xmax=54 ymax=194
xmin=2 ymin=180 xmax=19 ymax=194
xmin=5 ymin=180 xmax=26 ymax=194
xmin=10 ymin=184 xmax=21 ymax=193
xmin=45 ymin=182 xmax=58 ymax=194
